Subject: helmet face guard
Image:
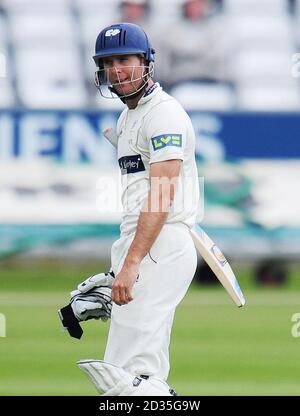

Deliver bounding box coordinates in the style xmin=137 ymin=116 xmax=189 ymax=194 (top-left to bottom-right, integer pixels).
xmin=93 ymin=23 xmax=155 ymax=99
xmin=94 ymin=62 xmax=154 ymax=99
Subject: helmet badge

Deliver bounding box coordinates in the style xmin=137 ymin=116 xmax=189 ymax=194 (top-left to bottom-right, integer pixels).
xmin=105 ymin=29 xmax=121 ymax=37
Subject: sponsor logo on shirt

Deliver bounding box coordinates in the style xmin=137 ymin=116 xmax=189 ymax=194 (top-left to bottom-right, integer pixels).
xmin=151 ymin=134 xmax=182 ymax=151
xmin=118 ymin=155 xmax=146 ymax=175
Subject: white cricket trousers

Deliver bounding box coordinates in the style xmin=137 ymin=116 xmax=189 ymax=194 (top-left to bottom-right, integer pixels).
xmin=104 ymin=223 xmax=197 ymax=382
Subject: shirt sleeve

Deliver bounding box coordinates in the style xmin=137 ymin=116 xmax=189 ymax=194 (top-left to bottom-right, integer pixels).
xmin=143 ymin=99 xmax=187 ymax=164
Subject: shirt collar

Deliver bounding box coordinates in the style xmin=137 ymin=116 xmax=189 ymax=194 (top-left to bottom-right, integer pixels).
xmin=137 ymin=82 xmax=162 ymax=106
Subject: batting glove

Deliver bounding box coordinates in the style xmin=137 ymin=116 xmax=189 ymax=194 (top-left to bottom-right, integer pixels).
xmin=58 ymin=271 xmax=114 ymax=339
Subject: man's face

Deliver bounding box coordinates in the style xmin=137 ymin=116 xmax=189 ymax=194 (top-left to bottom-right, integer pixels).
xmin=102 ymin=54 xmax=146 ymax=96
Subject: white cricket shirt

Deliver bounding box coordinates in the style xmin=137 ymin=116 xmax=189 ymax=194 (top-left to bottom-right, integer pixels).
xmin=116 ymin=83 xmax=199 ymax=236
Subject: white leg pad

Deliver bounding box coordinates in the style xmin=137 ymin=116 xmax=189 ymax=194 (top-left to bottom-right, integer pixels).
xmin=77 ymin=359 xmax=175 ymax=396
xmin=77 ymin=359 xmax=132 ymax=395
xmin=127 ymin=377 xmax=174 ymax=396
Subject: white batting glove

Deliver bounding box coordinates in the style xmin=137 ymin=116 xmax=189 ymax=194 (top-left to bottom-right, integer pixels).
xmin=70 ymin=287 xmax=112 ymax=322
xmin=77 ymin=271 xmax=114 ymax=293
xmin=70 ymin=271 xmax=114 ymax=322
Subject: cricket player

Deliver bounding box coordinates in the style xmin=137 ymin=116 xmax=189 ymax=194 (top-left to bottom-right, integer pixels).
xmin=77 ymin=22 xmax=200 ymax=396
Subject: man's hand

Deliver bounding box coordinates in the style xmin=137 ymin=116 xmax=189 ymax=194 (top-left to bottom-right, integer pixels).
xmin=112 ymin=263 xmax=139 ymax=306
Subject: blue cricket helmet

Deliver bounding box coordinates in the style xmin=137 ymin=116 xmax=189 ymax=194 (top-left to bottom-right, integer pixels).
xmin=93 ymin=22 xmax=155 ymax=65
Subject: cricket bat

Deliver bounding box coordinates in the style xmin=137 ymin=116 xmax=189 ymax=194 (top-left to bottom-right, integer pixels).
xmin=190 ymin=225 xmax=246 ymax=307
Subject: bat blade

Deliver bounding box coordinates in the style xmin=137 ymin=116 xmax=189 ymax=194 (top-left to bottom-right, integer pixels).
xmin=190 ymin=225 xmax=246 ymax=307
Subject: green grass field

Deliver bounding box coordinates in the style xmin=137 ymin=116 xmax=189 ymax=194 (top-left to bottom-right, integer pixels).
xmin=0 ymin=259 xmax=300 ymax=396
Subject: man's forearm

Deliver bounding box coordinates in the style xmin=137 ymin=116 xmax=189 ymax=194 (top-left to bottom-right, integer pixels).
xmin=111 ymin=160 xmax=182 ymax=305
